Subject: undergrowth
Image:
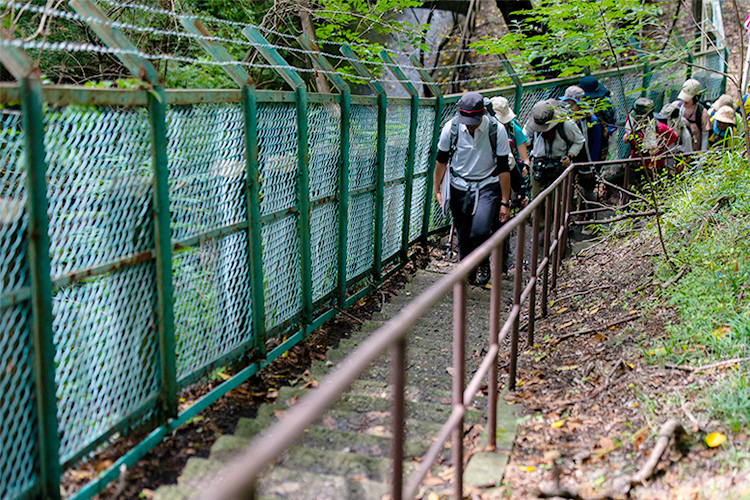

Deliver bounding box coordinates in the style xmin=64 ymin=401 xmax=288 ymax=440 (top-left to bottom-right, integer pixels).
xmin=623 ymin=152 xmax=750 ymax=429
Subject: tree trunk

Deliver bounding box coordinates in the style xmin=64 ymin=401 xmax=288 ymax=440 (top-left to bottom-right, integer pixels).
xmin=495 ymin=0 xmax=557 ymax=77
xmin=299 ymin=1 xmax=331 ymax=94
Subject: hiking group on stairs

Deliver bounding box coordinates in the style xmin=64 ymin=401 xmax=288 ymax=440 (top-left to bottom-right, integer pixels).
xmin=433 ymin=76 xmax=748 ymax=286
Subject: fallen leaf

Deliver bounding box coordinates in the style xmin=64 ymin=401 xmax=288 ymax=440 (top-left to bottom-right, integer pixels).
xmin=556 ymin=365 xmax=579 ymax=371
xmin=557 ymin=321 xmax=575 ymax=331
xmin=589 ymin=307 xmax=599 ymax=315
xmin=713 ymin=326 xmax=731 ymax=338
xmin=140 ymin=489 xmax=155 ymax=499
xmin=428 ymin=493 xmax=440 ymax=500
xmin=367 ymin=425 xmax=392 ymax=438
xmin=556 ymin=307 xmax=568 ymax=314
xmin=273 ymin=409 xmax=286 ymax=418
xmin=551 ymin=420 xmax=564 ymax=428
xmin=423 ymin=476 xmax=444 ymax=486
xmin=705 ymin=432 xmax=726 ymax=448
xmin=446 ymin=367 xmax=455 ymax=376
xmin=594 ymin=333 xmax=606 ymax=340
xmin=517 ymin=465 xmax=534 ymax=472
xmin=94 ymin=459 xmax=113 ymax=473
xmin=626 ymin=362 xmax=635 ymax=370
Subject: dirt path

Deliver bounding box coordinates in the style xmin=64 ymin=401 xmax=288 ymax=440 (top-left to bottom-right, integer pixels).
xmin=495 ymin=225 xmax=750 ymax=499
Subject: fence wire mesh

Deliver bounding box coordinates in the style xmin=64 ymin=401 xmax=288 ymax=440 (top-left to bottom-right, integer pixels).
xmin=0 ymin=112 xmax=38 ymax=500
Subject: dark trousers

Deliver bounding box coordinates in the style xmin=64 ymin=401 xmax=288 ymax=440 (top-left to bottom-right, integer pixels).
xmin=449 ymin=183 xmax=501 ymax=260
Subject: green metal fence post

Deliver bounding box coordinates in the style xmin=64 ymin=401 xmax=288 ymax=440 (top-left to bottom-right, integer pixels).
xmin=642 ymin=63 xmax=652 ymax=97
xmin=721 ymin=46 xmax=729 ymax=94
xmin=2 ymin=46 xmax=63 ymax=496
xmin=341 ymin=45 xmax=387 ymax=281
xmin=243 ymin=27 xmax=313 ymax=329
xmin=409 ymin=56 xmax=443 ymax=243
xmin=298 ymin=35 xmax=351 ymax=308
xmin=379 ymin=51 xmax=417 ymax=264
xmin=70 ymin=0 xmax=177 ymax=419
xmin=242 ymin=86 xmax=267 ymax=360
xmin=499 ymin=55 xmax=524 ymax=115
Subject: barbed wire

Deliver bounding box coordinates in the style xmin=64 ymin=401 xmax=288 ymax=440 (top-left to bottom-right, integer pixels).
xmin=1 ymin=0 xmax=518 ymax=74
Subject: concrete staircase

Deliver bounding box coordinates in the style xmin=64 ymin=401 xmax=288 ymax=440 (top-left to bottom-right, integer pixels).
xmin=155 ymin=270 xmax=519 ymax=500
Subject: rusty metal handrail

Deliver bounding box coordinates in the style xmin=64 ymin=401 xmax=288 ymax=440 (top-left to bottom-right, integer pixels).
xmin=201 ymin=164 xmax=578 ymax=500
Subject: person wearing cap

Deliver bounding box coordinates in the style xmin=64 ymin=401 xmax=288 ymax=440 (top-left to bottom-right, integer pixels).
xmin=433 ymin=91 xmax=512 ymax=285
xmin=489 ymin=95 xmax=531 ymax=168
xmin=623 ymin=97 xmax=678 ymax=173
xmin=560 ymin=86 xmax=604 ymax=214
xmin=709 ymin=94 xmax=743 ymax=130
xmin=672 ymin=78 xmax=709 ymax=151
xmin=579 ymin=76 xmax=617 ymax=159
xmin=522 ymin=99 xmax=585 ymax=200
xmin=708 ymin=105 xmax=739 ymax=149
xmin=655 ymin=103 xmax=693 ymax=155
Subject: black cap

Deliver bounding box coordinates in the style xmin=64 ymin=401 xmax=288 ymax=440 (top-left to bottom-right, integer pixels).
xmin=458 ymin=91 xmax=486 ymax=126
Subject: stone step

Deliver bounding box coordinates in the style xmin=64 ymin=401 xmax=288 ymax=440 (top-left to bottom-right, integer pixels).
xmin=257 ymin=466 xmax=389 ymax=500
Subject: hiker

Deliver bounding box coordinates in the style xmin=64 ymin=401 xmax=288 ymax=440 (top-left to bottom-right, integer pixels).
xmin=560 ymin=85 xmax=603 ymax=214
xmin=672 ymin=78 xmax=709 ymax=151
xmin=708 ymin=105 xmax=739 ymax=149
xmin=710 ymin=94 xmax=735 ymax=119
xmin=433 ymin=91 xmax=512 ymax=285
xmin=623 ymin=98 xmax=678 ymax=179
xmin=655 ymin=103 xmax=692 ymax=155
xmin=488 ymin=95 xmax=530 ymax=208
xmin=522 ymin=99 xmax=585 ymax=200
xmin=579 ymin=75 xmax=617 ymax=160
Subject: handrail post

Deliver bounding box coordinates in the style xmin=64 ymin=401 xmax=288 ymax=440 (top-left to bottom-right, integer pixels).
xmin=380 ymin=51 xmax=418 ymax=264
xmin=70 ymin=0 xmax=177 ymax=419
xmin=409 ymin=55 xmax=444 ymax=243
xmin=243 ymin=27 xmax=313 ymax=330
xmin=487 ymin=244 xmax=503 ymax=449
xmin=341 ymin=45 xmax=387 ymax=281
xmin=298 ymin=35 xmax=352 ymax=308
xmin=5 ymin=47 xmax=63 ymax=496
xmin=508 ymin=222 xmax=525 ymax=391
xmin=551 ymin=185 xmax=561 ymax=291
xmin=452 ymin=279 xmax=467 ymax=500
xmin=528 ymin=204 xmax=541 ymax=345
xmin=559 ymin=173 xmax=573 ymax=268
xmin=390 ymin=337 xmax=406 ymax=500
xmin=541 ymin=196 xmax=552 ymax=317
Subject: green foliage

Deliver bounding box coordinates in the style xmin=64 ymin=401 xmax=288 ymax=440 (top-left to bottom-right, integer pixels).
xmin=470 ymin=0 xmax=671 ymax=77
xmin=637 ymin=152 xmax=750 ymax=428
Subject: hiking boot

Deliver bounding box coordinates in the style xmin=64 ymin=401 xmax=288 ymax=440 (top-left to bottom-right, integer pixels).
xmin=475 ymin=261 xmax=490 ymax=286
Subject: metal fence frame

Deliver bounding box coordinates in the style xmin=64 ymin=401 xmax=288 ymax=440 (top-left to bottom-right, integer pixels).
xmin=0 ymin=6 xmax=727 ymax=499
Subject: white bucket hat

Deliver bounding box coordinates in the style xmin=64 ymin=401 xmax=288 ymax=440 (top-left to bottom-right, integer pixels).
xmin=490 ymin=96 xmax=515 ymax=124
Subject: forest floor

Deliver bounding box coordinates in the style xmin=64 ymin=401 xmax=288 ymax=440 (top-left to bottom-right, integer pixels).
xmin=491 ymin=224 xmax=750 ymax=500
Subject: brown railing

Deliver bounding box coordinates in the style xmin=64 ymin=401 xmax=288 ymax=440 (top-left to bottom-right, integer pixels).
xmin=200 ymin=164 xmax=578 ymax=500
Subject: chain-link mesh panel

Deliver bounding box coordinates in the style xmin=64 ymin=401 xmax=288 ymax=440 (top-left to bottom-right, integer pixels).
xmin=346 ymin=192 xmax=374 ymax=280
xmin=261 ymin=215 xmax=300 ymax=331
xmin=693 ymin=52 xmax=725 ymax=101
xmin=258 ymin=103 xmax=298 ymax=216
xmin=385 ymin=104 xmax=409 ymax=182
xmin=599 ymin=73 xmax=644 ymax=160
xmin=0 ymin=112 xmax=38 ymax=499
xmin=308 ymin=103 xmax=341 ymax=303
xmin=308 ymin=103 xmax=340 ymax=202
xmin=647 ymin=68 xmax=684 ymax=110
xmin=441 ymin=102 xmax=458 ymax=128
xmin=174 ymin=232 xmax=251 ymax=383
xmin=347 ymin=104 xmax=378 ymax=280
xmin=428 ymin=102 xmax=457 ymax=232
xmin=44 ymin=106 xmax=153 ymax=278
xmin=310 ymin=202 xmax=338 ymax=302
xmin=381 ymin=183 xmax=405 ymax=261
xmin=0 ymin=301 xmax=37 ymax=498
xmin=414 ymin=106 xmax=435 ymax=175
xmin=167 ymin=103 xmax=246 ymax=242
xmin=349 ymin=105 xmax=377 ymax=190
xmin=53 ymin=262 xmax=160 ymax=463
xmin=409 ymin=175 xmax=427 ymax=242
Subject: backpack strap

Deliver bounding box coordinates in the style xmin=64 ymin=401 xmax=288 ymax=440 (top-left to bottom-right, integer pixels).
xmin=556 ymin=122 xmax=573 ymax=147
xmin=447 ymin=115 xmax=500 ymax=167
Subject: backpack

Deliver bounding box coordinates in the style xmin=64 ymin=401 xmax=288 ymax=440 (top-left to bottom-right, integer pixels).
xmin=447 ymin=115 xmax=527 ymax=195
xmin=595 ymin=97 xmax=618 ymax=127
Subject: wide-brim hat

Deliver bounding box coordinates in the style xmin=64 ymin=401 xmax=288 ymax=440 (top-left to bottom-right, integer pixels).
xmin=579 ymin=76 xmax=607 ymax=99
xmin=457 ymin=91 xmax=485 ymax=126
xmin=678 ymin=78 xmax=702 ymax=102
xmin=526 ymin=99 xmax=560 ymax=133
xmin=711 ymin=94 xmax=734 ymax=112
xmin=714 ymin=105 xmax=736 ymax=124
xmin=490 ymin=96 xmax=515 ymax=124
